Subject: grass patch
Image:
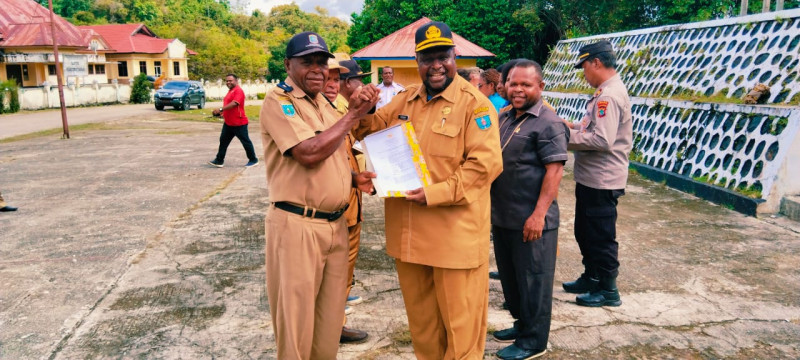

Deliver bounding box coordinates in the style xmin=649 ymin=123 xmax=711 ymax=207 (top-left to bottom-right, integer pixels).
xmin=172 ymin=105 xmax=262 ymax=123
xmin=389 ymin=325 xmax=413 ymax=347
xmin=0 ymin=122 xmax=122 ymax=143
xmin=81 ymin=305 xmax=226 ymax=357
xmin=110 ymin=283 xmax=192 ymax=310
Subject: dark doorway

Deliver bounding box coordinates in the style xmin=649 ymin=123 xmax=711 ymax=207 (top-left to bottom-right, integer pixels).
xmin=5 ymin=65 xmax=23 ymax=86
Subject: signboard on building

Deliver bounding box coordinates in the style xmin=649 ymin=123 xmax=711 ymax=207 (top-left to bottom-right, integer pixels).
xmin=63 ymin=55 xmax=88 ymax=77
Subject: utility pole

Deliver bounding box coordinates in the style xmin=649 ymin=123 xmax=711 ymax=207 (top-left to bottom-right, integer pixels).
xmin=48 ymin=0 xmax=69 ymax=139
xmin=740 ymin=0 xmax=749 ymax=15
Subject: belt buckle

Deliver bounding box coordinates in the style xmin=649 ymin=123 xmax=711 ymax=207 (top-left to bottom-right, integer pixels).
xmin=327 ymin=208 xmax=343 ymax=221
xmin=327 ymin=204 xmax=349 ymax=221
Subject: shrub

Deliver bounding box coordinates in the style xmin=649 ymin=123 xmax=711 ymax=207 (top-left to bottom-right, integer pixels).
xmin=256 ymin=92 xmax=266 ymax=100
xmin=8 ymin=86 xmax=19 ymax=113
xmin=0 ymin=80 xmax=20 ymax=114
xmin=130 ymin=73 xmax=152 ymax=104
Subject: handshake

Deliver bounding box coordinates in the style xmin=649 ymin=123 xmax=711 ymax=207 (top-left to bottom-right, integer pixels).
xmin=348 ymin=84 xmax=381 ymax=117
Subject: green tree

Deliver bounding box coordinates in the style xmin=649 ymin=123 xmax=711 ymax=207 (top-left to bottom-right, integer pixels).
xmin=348 ymin=0 xmax=800 ymax=69
xmin=130 ymin=73 xmax=152 ymax=104
xmin=264 ymin=4 xmax=350 ymax=80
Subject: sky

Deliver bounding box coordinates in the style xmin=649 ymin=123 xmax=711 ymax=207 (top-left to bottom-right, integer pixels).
xmin=245 ymin=0 xmax=366 ymax=22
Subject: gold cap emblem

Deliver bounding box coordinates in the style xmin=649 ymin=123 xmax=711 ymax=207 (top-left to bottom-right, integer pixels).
xmin=426 ymin=25 xmax=442 ymax=40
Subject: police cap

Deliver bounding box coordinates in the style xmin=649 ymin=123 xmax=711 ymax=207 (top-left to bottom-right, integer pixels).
xmin=285 ymin=31 xmax=334 ymax=59
xmin=574 ymin=40 xmax=614 ymax=69
xmin=415 ymin=21 xmax=455 ymax=53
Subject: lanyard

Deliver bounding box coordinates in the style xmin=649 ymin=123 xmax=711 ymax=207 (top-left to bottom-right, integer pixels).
xmin=499 ymin=113 xmax=530 ymax=152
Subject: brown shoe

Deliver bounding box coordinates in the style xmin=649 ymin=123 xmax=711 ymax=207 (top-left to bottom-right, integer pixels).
xmin=340 ymin=326 xmax=368 ymax=343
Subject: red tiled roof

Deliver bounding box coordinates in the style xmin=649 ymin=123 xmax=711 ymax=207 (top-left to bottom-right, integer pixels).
xmin=0 ymin=0 xmax=90 ymax=48
xmin=352 ymin=17 xmax=495 ymax=60
xmin=80 ymin=24 xmax=184 ymax=54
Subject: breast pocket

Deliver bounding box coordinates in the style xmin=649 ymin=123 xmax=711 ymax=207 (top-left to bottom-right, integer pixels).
xmin=504 ymin=134 xmax=530 ymax=163
xmin=428 ymin=121 xmax=462 ymax=158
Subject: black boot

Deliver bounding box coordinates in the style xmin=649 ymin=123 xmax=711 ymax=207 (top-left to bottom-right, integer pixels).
xmin=562 ymin=272 xmax=599 ymax=294
xmin=576 ymin=276 xmax=621 ymax=307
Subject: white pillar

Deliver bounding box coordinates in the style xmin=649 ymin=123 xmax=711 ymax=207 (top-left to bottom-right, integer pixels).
xmin=740 ymin=0 xmax=749 ymax=15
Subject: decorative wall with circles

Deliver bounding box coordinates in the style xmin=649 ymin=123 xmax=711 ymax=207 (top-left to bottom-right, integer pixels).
xmin=541 ymin=9 xmax=800 ymax=206
xmin=544 ymin=92 xmax=799 ymax=200
xmin=543 ymin=9 xmax=800 ymax=105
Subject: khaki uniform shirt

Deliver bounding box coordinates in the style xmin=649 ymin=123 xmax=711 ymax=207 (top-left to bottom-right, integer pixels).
xmin=260 ymin=78 xmax=351 ymax=212
xmin=569 ymin=74 xmax=633 ymax=190
xmin=354 ymin=75 xmax=503 ymax=269
xmin=332 ymin=94 xmax=363 ymax=226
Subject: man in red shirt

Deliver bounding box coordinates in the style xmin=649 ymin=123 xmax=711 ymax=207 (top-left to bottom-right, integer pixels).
xmin=209 ymin=74 xmax=259 ymax=168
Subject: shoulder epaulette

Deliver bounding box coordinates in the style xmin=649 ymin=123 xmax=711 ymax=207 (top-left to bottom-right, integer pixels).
xmin=277 ymin=81 xmax=294 ymax=93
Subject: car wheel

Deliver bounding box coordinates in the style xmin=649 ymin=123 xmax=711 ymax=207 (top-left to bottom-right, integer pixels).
xmin=179 ymin=97 xmax=189 ymax=111
xmin=155 ymin=104 xmax=164 ymax=110
xmin=198 ymin=97 xmax=205 ymax=109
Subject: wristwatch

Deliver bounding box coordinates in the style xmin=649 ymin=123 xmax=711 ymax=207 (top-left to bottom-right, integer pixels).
xmin=218 ymin=107 xmax=223 ymax=112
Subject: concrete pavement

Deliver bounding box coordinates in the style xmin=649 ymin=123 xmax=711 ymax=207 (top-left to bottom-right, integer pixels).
xmin=1 ymin=106 xmax=799 ymax=359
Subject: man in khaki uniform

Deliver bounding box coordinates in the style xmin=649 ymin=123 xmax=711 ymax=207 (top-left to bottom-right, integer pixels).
xmin=321 ymin=54 xmax=370 ymax=344
xmin=353 ymin=21 xmax=503 ymax=359
xmin=260 ymin=31 xmax=378 ymax=359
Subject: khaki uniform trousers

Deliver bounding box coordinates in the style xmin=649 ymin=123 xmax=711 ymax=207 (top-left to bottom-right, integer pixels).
xmin=395 ymin=260 xmax=489 ymax=360
xmin=265 ymin=205 xmax=349 ymax=360
xmin=343 ymin=223 xmax=362 ymax=325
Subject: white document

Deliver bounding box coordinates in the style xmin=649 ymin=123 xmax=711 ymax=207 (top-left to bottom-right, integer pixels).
xmin=362 ymin=124 xmax=424 ymax=197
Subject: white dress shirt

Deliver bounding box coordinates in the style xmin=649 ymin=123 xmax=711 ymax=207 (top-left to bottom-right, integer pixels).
xmin=376 ymin=82 xmax=405 ymax=109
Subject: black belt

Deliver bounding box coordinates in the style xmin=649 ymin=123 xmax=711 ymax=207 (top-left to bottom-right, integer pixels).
xmin=273 ymin=202 xmax=349 ymax=222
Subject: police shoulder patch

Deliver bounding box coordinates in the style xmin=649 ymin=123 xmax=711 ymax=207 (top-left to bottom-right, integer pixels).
xmin=281 ymin=103 xmax=296 ymax=117
xmin=475 ymin=114 xmax=492 ymax=130
xmin=597 ymin=100 xmax=609 ymax=118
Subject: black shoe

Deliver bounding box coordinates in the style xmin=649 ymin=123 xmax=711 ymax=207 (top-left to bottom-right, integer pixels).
xmin=208 ymin=160 xmax=223 ymax=168
xmin=0 ymin=206 xmax=17 ymax=212
xmin=492 ymin=327 xmax=519 ymax=343
xmin=340 ymin=326 xmax=368 ymax=343
xmin=496 ymin=344 xmax=546 ymax=359
xmin=562 ymin=274 xmax=599 ymax=294
xmin=576 ymin=276 xmax=621 ymax=307
xmin=489 ymin=271 xmax=501 ymax=280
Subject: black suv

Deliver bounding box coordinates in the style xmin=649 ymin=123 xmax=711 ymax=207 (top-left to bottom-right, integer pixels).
xmin=154 ymin=80 xmax=206 ymax=110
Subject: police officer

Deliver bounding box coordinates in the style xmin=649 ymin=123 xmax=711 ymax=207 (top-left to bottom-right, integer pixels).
xmin=259 ymin=31 xmax=378 ymax=359
xmin=562 ymin=40 xmax=633 ymax=307
xmin=353 ymin=21 xmax=503 ymax=359
xmin=490 ymin=59 xmax=569 ymax=359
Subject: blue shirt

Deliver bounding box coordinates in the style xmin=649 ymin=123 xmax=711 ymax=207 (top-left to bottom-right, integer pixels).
xmin=488 ymin=92 xmax=508 ymax=112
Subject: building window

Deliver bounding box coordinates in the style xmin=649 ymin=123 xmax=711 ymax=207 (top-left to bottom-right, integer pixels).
xmin=118 ymin=61 xmax=128 ymax=77
xmin=48 ymin=64 xmax=57 ymax=75
xmin=173 ymin=61 xmax=180 ymax=76
xmin=22 ymin=65 xmax=29 ymax=81
xmin=154 ymin=61 xmax=162 ymax=76
xmin=94 ymin=64 xmax=105 ymax=74
xmin=88 ymin=64 xmax=94 ymax=74
xmin=139 ymin=61 xmax=147 ymax=74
